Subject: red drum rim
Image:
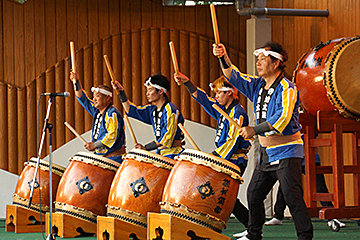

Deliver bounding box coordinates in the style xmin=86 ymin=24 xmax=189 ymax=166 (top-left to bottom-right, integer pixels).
xmin=159 ymin=201 xmax=226 ymax=233
xmin=54 ymin=201 xmax=98 ymax=224
xmin=324 ymin=36 xmax=360 ymax=120
xmin=27 ymin=157 xmax=66 ymax=177
xmin=175 ymin=149 xmax=243 ymax=183
xmin=106 ymin=204 xmax=147 ymax=228
xmin=12 ymin=193 xmax=49 ymax=213
xmin=69 ymin=151 xmax=120 ymax=172
xmin=124 ymin=148 xmax=175 ymax=170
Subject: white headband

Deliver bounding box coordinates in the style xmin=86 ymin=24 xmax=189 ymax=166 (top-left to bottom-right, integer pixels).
xmin=91 ymin=87 xmax=113 ymax=97
xmin=144 ymin=77 xmax=167 ymax=93
xmin=209 ymin=83 xmax=234 ymax=93
xmin=253 ymin=48 xmax=284 ymax=62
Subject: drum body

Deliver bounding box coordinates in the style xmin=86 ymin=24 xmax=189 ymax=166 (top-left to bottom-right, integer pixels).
xmin=293 ymin=36 xmax=360 ymax=120
xmin=13 ymin=158 xmax=65 ymax=213
xmin=55 ymin=152 xmax=120 ymax=223
xmin=107 ymin=148 xmax=175 ymax=228
xmin=161 ymin=149 xmax=243 ymax=233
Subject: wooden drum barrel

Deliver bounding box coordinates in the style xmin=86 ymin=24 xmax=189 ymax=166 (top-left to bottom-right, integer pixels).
xmin=12 ymin=158 xmax=66 ymax=213
xmin=160 ymin=149 xmax=243 ymax=233
xmin=107 ymin=148 xmax=175 ymax=228
xmin=293 ymin=36 xmax=360 ymax=121
xmin=54 ymin=152 xmax=120 ymax=223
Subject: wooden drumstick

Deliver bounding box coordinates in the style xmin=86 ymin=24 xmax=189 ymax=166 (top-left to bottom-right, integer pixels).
xmin=64 ymin=122 xmax=87 ymax=144
xmin=178 ymin=123 xmax=200 ymax=151
xmin=124 ymin=115 xmax=138 ymax=145
xmin=70 ymin=41 xmax=76 ymax=83
xmin=212 ymin=104 xmax=254 ymax=141
xmin=169 ymin=41 xmax=181 ymax=86
xmin=103 ymin=54 xmax=119 ymax=94
xmin=210 ymin=4 xmax=220 ymax=45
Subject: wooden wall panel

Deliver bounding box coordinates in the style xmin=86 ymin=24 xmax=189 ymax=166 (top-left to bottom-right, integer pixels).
xmin=45 ymin=0 xmax=56 ymax=70
xmin=0 ymin=83 xmax=8 ymax=170
xmin=189 ymin=33 xmax=200 ymax=122
xmin=83 ymin=44 xmax=94 ymax=132
xmin=26 ymin=81 xmax=36 ymax=161
xmin=14 ymin=3 xmax=24 ymax=87
xmin=34 ymin=0 xmax=46 ymax=77
xmin=55 ymin=60 xmax=66 ymax=149
xmin=7 ymin=86 xmax=17 ymax=173
xmin=55 ymin=0 xmax=67 ymax=63
xmin=141 ymin=29 xmax=151 ymax=105
xmin=3 ymin=1 xmax=14 ymax=85
xmin=17 ymin=88 xmax=27 ymax=173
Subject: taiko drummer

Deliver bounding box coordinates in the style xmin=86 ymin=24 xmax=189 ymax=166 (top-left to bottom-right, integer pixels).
xmin=111 ymin=73 xmax=185 ymax=159
xmin=70 ymin=70 xmax=126 ymax=163
xmin=174 ymin=72 xmax=251 ymax=237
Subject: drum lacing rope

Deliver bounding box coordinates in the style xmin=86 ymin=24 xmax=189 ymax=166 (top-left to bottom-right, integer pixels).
xmin=127 ymin=150 xmax=175 ymax=168
xmin=160 ymin=209 xmax=222 ymax=233
xmin=54 ymin=207 xmax=97 ymax=224
xmin=106 ymin=212 xmax=147 ymax=228
xmin=12 ymin=201 xmax=48 ymax=214
xmin=73 ymin=153 xmax=119 ymax=169
xmin=180 ymin=151 xmax=241 ymax=177
xmin=327 ymin=36 xmax=360 ymax=119
xmin=28 ymin=159 xmax=65 ymax=174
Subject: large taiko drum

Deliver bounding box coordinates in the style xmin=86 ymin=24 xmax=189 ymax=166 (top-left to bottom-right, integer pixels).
xmin=293 ymin=36 xmax=360 ymax=120
xmin=12 ymin=157 xmax=66 ymax=213
xmin=107 ymin=148 xmax=175 ymax=228
xmin=160 ymin=149 xmax=243 ymax=233
xmin=54 ymin=152 xmax=120 ymax=223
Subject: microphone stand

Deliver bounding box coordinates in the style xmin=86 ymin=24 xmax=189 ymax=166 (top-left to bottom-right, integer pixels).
xmin=28 ymin=96 xmax=56 ymax=240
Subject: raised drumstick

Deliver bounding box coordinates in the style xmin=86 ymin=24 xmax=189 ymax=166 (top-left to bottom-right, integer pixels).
xmin=169 ymin=41 xmax=181 ymax=86
xmin=70 ymin=41 xmax=76 ymax=83
xmin=103 ymin=54 xmax=119 ymax=94
xmin=210 ymin=4 xmax=220 ymax=45
xmin=178 ymin=123 xmax=200 ymax=151
xmin=212 ymin=104 xmax=254 ymax=141
xmin=124 ymin=115 xmax=138 ymax=145
xmin=64 ymin=122 xmax=87 ymax=144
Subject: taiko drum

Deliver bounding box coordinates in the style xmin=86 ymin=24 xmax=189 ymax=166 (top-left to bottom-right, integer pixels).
xmin=293 ymin=36 xmax=360 ymax=120
xmin=12 ymin=157 xmax=66 ymax=213
xmin=160 ymin=149 xmax=243 ymax=233
xmin=54 ymin=152 xmax=120 ymax=223
xmin=107 ymin=148 xmax=175 ymax=228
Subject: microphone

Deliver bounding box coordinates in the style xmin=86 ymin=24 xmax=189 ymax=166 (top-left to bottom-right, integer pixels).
xmin=42 ymin=92 xmax=70 ymax=97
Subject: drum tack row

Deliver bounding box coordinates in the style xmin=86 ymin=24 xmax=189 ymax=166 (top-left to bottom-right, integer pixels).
xmin=6 ymin=148 xmax=243 ymax=240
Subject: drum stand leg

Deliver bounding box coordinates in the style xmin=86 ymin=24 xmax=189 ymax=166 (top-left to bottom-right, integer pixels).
xmin=97 ymin=216 xmax=147 ymax=240
xmin=147 ymin=212 xmax=230 ymax=240
xmin=6 ymin=204 xmax=46 ymax=233
xmin=45 ymin=212 xmax=97 ymax=238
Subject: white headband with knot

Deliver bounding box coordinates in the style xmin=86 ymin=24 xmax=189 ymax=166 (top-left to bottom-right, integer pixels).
xmin=91 ymin=87 xmax=113 ymax=97
xmin=144 ymin=77 xmax=167 ymax=93
xmin=253 ymin=48 xmax=284 ymax=62
xmin=209 ymin=83 xmax=234 ymax=93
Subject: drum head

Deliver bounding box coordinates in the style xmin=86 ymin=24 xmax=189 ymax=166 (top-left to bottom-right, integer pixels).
xmin=330 ymin=39 xmax=360 ymax=116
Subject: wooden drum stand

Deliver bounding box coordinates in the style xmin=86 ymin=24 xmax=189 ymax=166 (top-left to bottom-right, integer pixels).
xmin=300 ymin=111 xmax=360 ymax=222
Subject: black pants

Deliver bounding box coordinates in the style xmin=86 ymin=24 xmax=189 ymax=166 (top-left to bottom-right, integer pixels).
xmin=231 ymin=164 xmax=249 ymax=228
xmin=246 ymin=158 xmax=313 ymax=240
xmin=274 ymin=163 xmax=333 ymax=221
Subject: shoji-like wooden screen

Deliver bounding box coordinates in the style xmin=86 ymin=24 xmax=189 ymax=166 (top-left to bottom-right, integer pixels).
xmin=0 ymin=28 xmax=246 ymax=175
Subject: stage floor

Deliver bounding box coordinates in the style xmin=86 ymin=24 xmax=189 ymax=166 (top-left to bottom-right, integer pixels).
xmin=1 ymin=217 xmax=359 ymax=239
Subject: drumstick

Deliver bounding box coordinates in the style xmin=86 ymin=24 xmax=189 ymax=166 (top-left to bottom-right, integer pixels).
xmin=64 ymin=122 xmax=87 ymax=144
xmin=212 ymin=104 xmax=254 ymax=141
xmin=210 ymin=4 xmax=220 ymax=45
xmin=70 ymin=41 xmax=76 ymax=83
xmin=169 ymin=41 xmax=181 ymax=86
xmin=178 ymin=123 xmax=200 ymax=151
xmin=124 ymin=115 xmax=138 ymax=145
xmin=103 ymin=54 xmax=119 ymax=94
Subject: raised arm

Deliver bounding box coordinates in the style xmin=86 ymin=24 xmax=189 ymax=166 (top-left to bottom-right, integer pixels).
xmin=70 ymin=70 xmax=83 ymax=98
xmin=213 ymin=43 xmax=233 ymax=79
xmin=174 ymin=72 xmax=198 ymax=98
xmin=111 ymin=80 xmax=130 ymax=113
